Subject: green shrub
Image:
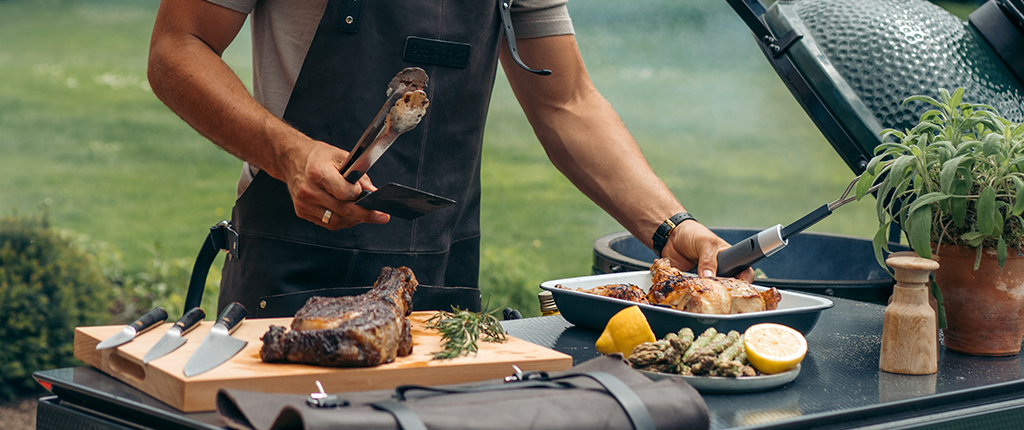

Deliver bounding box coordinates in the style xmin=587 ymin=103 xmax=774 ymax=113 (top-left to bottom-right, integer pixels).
xmin=0 ymin=214 xmax=112 ymax=400
xmin=99 ymin=243 xmax=221 ymax=326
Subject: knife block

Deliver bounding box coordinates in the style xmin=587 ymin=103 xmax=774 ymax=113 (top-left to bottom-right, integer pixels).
xmin=879 ymin=255 xmax=939 ymax=375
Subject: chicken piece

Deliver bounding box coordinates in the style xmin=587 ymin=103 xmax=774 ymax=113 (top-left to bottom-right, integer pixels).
xmin=718 ymin=278 xmax=766 ymax=314
xmin=648 ymin=277 xmax=732 ymax=314
xmin=647 ymin=258 xmax=780 ymax=314
xmin=650 ymin=258 xmax=686 ymax=285
xmin=555 ymin=283 xmax=649 ymax=304
xmin=760 ymin=286 xmax=782 ymax=311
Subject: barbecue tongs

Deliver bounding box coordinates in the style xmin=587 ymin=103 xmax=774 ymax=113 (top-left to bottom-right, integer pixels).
xmin=339 ymin=67 xmax=456 ymax=220
xmin=340 ymin=67 xmax=430 ymax=184
xmin=716 ymin=175 xmax=882 ymax=277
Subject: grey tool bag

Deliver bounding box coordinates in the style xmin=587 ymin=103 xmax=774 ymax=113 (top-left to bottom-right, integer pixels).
xmin=216 ymin=355 xmax=710 ymax=430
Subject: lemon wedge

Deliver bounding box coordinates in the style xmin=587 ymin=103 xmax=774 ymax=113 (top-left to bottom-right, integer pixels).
xmin=743 ymin=323 xmax=807 ymax=374
xmin=595 ymin=305 xmax=656 ymax=357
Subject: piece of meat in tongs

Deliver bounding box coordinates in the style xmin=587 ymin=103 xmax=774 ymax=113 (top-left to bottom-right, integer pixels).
xmin=340 ymin=67 xmax=431 ymax=183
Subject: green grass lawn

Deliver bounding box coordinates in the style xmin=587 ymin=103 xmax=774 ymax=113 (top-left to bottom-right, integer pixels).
xmin=0 ymin=0 xmax=978 ymax=317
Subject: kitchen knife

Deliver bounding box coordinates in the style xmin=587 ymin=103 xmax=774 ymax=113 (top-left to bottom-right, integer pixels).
xmin=340 ymin=67 xmax=429 ymax=184
xmin=183 ymin=302 xmax=247 ymax=377
xmin=96 ymin=307 xmax=168 ymax=350
xmin=142 ymin=307 xmax=206 ymax=364
xmin=716 ymin=176 xmax=882 ymax=277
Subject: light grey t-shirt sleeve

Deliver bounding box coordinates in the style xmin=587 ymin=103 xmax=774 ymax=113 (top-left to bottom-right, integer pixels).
xmin=511 ymin=0 xmax=574 ymax=38
xmin=205 ymin=0 xmax=257 ymax=14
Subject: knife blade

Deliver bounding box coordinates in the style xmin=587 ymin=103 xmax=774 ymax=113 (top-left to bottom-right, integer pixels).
xmin=96 ymin=307 xmax=168 ymax=350
xmin=183 ymin=302 xmax=247 ymax=377
xmin=339 ymin=67 xmax=429 ymax=184
xmin=142 ymin=306 xmax=206 ymax=364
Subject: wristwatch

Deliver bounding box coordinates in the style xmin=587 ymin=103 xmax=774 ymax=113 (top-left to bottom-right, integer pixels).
xmin=652 ymin=212 xmax=697 ymax=258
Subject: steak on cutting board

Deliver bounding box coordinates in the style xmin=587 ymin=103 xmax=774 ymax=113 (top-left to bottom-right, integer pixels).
xmin=260 ymin=266 xmax=418 ymax=367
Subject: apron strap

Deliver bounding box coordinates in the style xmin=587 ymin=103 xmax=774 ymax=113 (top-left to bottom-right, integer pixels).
xmin=498 ymin=0 xmax=551 ymax=76
xmin=184 ymin=221 xmax=238 ymax=310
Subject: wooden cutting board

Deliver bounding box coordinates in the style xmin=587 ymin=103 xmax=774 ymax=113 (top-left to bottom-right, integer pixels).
xmin=73 ymin=312 xmax=572 ymax=412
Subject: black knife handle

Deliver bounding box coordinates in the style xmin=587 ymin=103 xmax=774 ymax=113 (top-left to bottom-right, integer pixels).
xmin=217 ymin=302 xmax=247 ymax=333
xmin=132 ymin=307 xmax=169 ymax=334
xmin=175 ymin=307 xmax=207 ymax=335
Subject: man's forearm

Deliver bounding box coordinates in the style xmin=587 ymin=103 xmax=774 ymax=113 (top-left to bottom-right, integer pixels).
xmin=147 ymin=0 xmax=311 ymax=183
xmin=500 ymin=36 xmax=684 ymax=249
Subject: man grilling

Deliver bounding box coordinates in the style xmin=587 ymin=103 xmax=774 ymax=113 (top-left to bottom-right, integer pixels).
xmin=147 ymin=0 xmax=754 ymax=316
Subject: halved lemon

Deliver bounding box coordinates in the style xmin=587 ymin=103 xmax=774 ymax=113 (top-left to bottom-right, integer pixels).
xmin=595 ymin=305 xmax=656 ymax=357
xmin=743 ymin=323 xmax=807 ymax=374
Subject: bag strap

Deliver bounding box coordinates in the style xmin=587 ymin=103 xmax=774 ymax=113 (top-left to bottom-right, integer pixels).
xmin=183 ymin=221 xmax=238 ymax=311
xmin=369 ymin=400 xmax=428 ymax=430
xmin=395 ymin=370 xmax=655 ymax=430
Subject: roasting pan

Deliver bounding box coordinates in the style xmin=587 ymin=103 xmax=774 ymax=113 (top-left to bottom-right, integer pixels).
xmin=540 ymin=271 xmax=833 ymax=338
xmin=594 ymin=229 xmax=910 ymax=304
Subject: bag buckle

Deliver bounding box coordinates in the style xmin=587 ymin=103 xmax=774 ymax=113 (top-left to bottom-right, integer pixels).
xmin=306 ymin=380 xmax=349 ymax=408
xmin=504 ymin=365 xmax=549 ymax=382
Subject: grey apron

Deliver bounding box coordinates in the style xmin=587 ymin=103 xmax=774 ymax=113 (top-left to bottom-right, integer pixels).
xmin=219 ymin=0 xmax=505 ymax=317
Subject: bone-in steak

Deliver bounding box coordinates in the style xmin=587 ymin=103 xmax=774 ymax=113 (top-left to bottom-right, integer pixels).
xmin=260 ymin=266 xmax=418 ymax=367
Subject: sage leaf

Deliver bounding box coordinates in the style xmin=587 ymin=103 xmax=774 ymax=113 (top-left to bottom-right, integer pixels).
xmin=978 ymin=186 xmax=997 ymax=236
xmin=907 ymin=192 xmax=949 ymax=214
xmin=939 ymin=155 xmax=964 ymax=191
xmin=908 ymin=204 xmax=932 ymax=259
xmin=873 ymin=227 xmax=892 ymax=274
xmin=1012 ymin=176 xmax=1024 ymax=216
xmin=999 ymin=237 xmax=1007 ymax=268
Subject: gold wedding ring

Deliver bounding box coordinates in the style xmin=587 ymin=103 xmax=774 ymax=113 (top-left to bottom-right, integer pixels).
xmin=322 ymin=209 xmax=333 ymax=224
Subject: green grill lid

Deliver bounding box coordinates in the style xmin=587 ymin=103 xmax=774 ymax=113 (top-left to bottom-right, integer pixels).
xmin=726 ymin=0 xmax=1024 ymax=174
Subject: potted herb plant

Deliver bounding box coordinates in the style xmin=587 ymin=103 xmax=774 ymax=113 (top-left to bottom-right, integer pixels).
xmin=856 ymin=87 xmax=1024 ymax=356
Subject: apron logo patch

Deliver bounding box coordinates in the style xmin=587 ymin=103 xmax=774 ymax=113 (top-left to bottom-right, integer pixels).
xmin=404 ymin=36 xmax=471 ymax=69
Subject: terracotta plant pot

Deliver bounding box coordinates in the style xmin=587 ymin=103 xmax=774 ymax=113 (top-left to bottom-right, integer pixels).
xmin=933 ymin=244 xmax=1024 ymax=356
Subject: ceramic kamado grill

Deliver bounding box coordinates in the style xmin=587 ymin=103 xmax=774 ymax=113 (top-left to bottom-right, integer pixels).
xmin=596 ymin=0 xmax=1024 ymax=303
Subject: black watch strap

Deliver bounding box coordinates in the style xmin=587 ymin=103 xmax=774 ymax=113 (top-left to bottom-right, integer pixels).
xmin=652 ymin=212 xmax=697 ymax=258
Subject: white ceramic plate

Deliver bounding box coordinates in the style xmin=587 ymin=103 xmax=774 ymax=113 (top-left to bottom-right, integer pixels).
xmin=640 ymin=364 xmax=801 ymax=393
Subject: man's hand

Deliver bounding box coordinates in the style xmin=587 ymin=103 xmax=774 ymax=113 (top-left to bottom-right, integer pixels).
xmin=283 ymin=140 xmax=390 ymax=230
xmin=149 ymin=0 xmax=388 ymax=230
xmin=661 ymin=221 xmax=756 ymax=283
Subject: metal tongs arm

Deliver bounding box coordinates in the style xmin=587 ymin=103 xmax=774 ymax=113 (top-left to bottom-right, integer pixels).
xmin=781 ymin=175 xmax=882 ymax=240
xmin=339 ymin=68 xmax=430 ymax=184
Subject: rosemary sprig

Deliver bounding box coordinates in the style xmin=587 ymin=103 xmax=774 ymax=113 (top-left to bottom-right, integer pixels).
xmin=426 ymin=302 xmax=507 ymax=360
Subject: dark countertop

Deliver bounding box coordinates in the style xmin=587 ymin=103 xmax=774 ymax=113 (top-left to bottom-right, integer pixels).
xmin=34 ymin=295 xmax=1024 ymax=430
xmin=501 ymin=297 xmax=1024 ymax=429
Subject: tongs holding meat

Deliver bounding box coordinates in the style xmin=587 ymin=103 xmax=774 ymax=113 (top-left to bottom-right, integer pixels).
xmin=340 ymin=67 xmax=430 ymax=183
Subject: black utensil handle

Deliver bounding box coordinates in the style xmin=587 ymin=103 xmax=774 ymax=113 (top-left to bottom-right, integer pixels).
xmin=716 ymin=234 xmax=764 ymax=278
xmin=217 ymin=302 xmax=247 ymax=332
xmin=175 ymin=307 xmax=207 ymax=334
xmin=782 ymin=204 xmax=832 ymax=240
xmin=132 ymin=307 xmax=169 ymax=334
xmin=716 ymin=225 xmax=787 ymax=278
xmin=344 ymin=170 xmax=365 ymax=184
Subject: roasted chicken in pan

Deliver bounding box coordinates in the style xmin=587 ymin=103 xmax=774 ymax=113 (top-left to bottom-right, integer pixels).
xmin=647 ymin=259 xmax=780 ymax=314
xmin=556 ymin=259 xmax=780 ymax=315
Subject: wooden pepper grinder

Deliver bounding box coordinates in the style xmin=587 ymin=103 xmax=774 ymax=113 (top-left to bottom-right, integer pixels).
xmin=880 ymin=255 xmax=940 ymax=375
